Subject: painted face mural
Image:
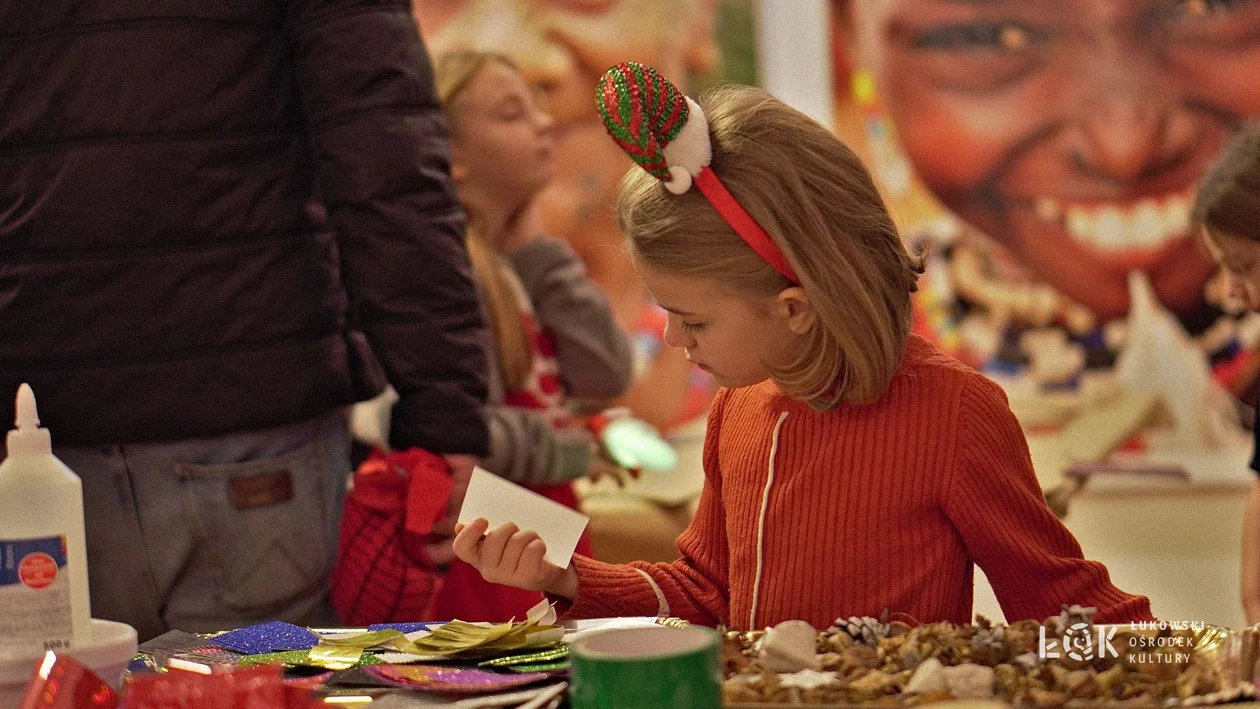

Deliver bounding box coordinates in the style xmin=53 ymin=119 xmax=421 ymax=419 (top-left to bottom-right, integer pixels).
xmin=834 ymin=0 xmax=1260 ymax=387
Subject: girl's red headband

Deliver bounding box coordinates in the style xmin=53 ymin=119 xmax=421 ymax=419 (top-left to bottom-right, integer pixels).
xmin=596 ymin=62 xmax=799 ymax=284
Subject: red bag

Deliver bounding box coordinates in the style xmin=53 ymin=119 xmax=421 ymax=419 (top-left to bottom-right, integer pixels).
xmin=330 ymin=448 xmax=456 ymax=624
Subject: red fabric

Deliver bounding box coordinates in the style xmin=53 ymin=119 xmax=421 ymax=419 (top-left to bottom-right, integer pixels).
xmin=501 ymin=310 xmax=571 ymax=428
xmin=1213 ymin=346 xmax=1258 ymax=391
xmin=331 ymin=448 xmax=453 ymax=624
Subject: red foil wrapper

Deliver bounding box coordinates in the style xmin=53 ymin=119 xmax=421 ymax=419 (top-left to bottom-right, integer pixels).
xmin=19 ymin=652 xmax=120 ymax=709
xmin=125 ymin=665 xmax=318 ymax=708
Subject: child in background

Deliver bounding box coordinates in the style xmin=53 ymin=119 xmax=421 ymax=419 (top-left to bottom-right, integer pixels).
xmin=427 ymin=51 xmax=633 ymax=622
xmin=1192 ymin=125 xmax=1260 ymax=623
xmin=452 ymin=63 xmax=1154 ymax=629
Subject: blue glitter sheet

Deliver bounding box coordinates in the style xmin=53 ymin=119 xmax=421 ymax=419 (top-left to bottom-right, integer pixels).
xmin=209 ymin=621 xmax=319 ymax=655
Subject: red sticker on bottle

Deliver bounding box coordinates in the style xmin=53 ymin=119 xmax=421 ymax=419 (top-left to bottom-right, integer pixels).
xmin=18 ymin=552 xmax=58 ymax=589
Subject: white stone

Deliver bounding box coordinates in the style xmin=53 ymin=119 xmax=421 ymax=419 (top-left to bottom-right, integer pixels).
xmin=944 ymin=663 xmax=996 ymax=699
xmin=777 ymin=670 xmax=839 ymax=691
xmin=759 ymin=619 xmax=821 ymax=672
xmin=904 ymin=657 xmax=947 ymax=694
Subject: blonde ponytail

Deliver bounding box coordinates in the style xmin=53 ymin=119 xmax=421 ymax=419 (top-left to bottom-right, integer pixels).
xmin=464 ymin=216 xmax=533 ymax=390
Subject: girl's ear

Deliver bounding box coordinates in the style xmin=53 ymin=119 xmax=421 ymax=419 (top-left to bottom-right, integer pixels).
xmin=776 ymin=287 xmax=817 ymax=335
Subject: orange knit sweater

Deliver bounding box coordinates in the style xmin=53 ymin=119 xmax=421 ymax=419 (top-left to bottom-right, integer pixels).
xmin=564 ymin=335 xmax=1154 ymax=630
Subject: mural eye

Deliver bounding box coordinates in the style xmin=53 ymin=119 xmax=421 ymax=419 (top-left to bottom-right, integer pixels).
xmin=913 ymin=22 xmax=1040 ymax=52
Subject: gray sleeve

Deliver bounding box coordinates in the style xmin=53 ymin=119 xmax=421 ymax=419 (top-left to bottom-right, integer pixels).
xmin=476 ymin=280 xmax=595 ymax=486
xmin=508 ymin=238 xmax=633 ymax=401
xmin=482 ymin=410 xmax=594 ymax=486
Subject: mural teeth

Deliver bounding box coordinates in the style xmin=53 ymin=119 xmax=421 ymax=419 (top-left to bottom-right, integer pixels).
xmin=1132 ymin=200 xmax=1163 ymax=248
xmin=1163 ymin=194 xmax=1191 ymax=238
xmin=1094 ymin=207 xmax=1125 ymax=250
xmin=1066 ymin=207 xmax=1092 ymax=242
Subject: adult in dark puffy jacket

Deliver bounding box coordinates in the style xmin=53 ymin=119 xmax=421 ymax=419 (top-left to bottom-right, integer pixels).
xmin=0 ymin=0 xmax=489 ymax=640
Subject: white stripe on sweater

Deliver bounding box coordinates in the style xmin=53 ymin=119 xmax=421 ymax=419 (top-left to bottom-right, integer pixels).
xmin=748 ymin=411 xmax=790 ymax=629
xmin=634 ymin=567 xmax=670 ymax=618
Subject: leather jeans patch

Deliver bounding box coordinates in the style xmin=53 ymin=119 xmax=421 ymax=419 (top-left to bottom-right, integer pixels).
xmin=228 ymin=471 xmax=295 ymax=510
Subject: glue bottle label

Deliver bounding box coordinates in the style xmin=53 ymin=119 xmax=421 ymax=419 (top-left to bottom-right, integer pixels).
xmin=0 ymin=535 xmax=72 ymax=651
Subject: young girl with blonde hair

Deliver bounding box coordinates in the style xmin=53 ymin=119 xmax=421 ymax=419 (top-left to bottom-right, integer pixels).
xmin=454 ymin=63 xmax=1152 ymax=628
xmin=422 ymin=51 xmax=633 ymax=622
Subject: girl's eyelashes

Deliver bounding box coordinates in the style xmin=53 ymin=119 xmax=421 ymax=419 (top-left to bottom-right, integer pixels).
xmin=681 ymin=321 xmax=705 ymax=333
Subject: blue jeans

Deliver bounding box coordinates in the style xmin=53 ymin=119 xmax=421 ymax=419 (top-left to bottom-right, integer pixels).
xmin=55 ymin=410 xmax=350 ymax=641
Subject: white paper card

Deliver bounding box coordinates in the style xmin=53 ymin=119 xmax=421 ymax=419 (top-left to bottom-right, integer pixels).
xmin=457 ymin=467 xmax=589 ymax=568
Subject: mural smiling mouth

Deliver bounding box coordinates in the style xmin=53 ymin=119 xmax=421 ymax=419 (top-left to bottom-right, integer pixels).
xmin=984 ymin=181 xmax=1215 ymax=320
xmin=1026 ymin=186 xmax=1196 ymax=264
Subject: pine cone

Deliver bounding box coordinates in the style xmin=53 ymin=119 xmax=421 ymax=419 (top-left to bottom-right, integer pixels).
xmin=1012 ymin=651 xmax=1042 ymax=673
xmin=837 ymin=612 xmax=891 ymax=647
xmin=970 ymin=625 xmax=1008 ymax=665
xmin=975 ymin=624 xmax=1006 ymax=646
xmin=1057 ymin=604 xmax=1097 ymax=630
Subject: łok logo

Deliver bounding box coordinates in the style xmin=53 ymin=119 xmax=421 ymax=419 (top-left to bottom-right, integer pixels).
xmin=1039 ymin=623 xmax=1118 ymax=661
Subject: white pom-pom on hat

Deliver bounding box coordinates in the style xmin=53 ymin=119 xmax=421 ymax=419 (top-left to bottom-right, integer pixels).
xmin=662 ymin=97 xmax=712 ymax=195
xmin=664 ymin=167 xmax=693 ymax=195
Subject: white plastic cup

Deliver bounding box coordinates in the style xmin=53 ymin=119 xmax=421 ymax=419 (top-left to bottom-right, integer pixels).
xmin=0 ymin=619 xmax=137 ymax=707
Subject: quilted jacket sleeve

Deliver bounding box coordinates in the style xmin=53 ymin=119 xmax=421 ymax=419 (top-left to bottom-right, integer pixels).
xmin=283 ymin=0 xmax=490 ymax=454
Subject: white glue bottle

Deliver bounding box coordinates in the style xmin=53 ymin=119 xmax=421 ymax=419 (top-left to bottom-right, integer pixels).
xmin=0 ymin=384 xmax=92 ymax=652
